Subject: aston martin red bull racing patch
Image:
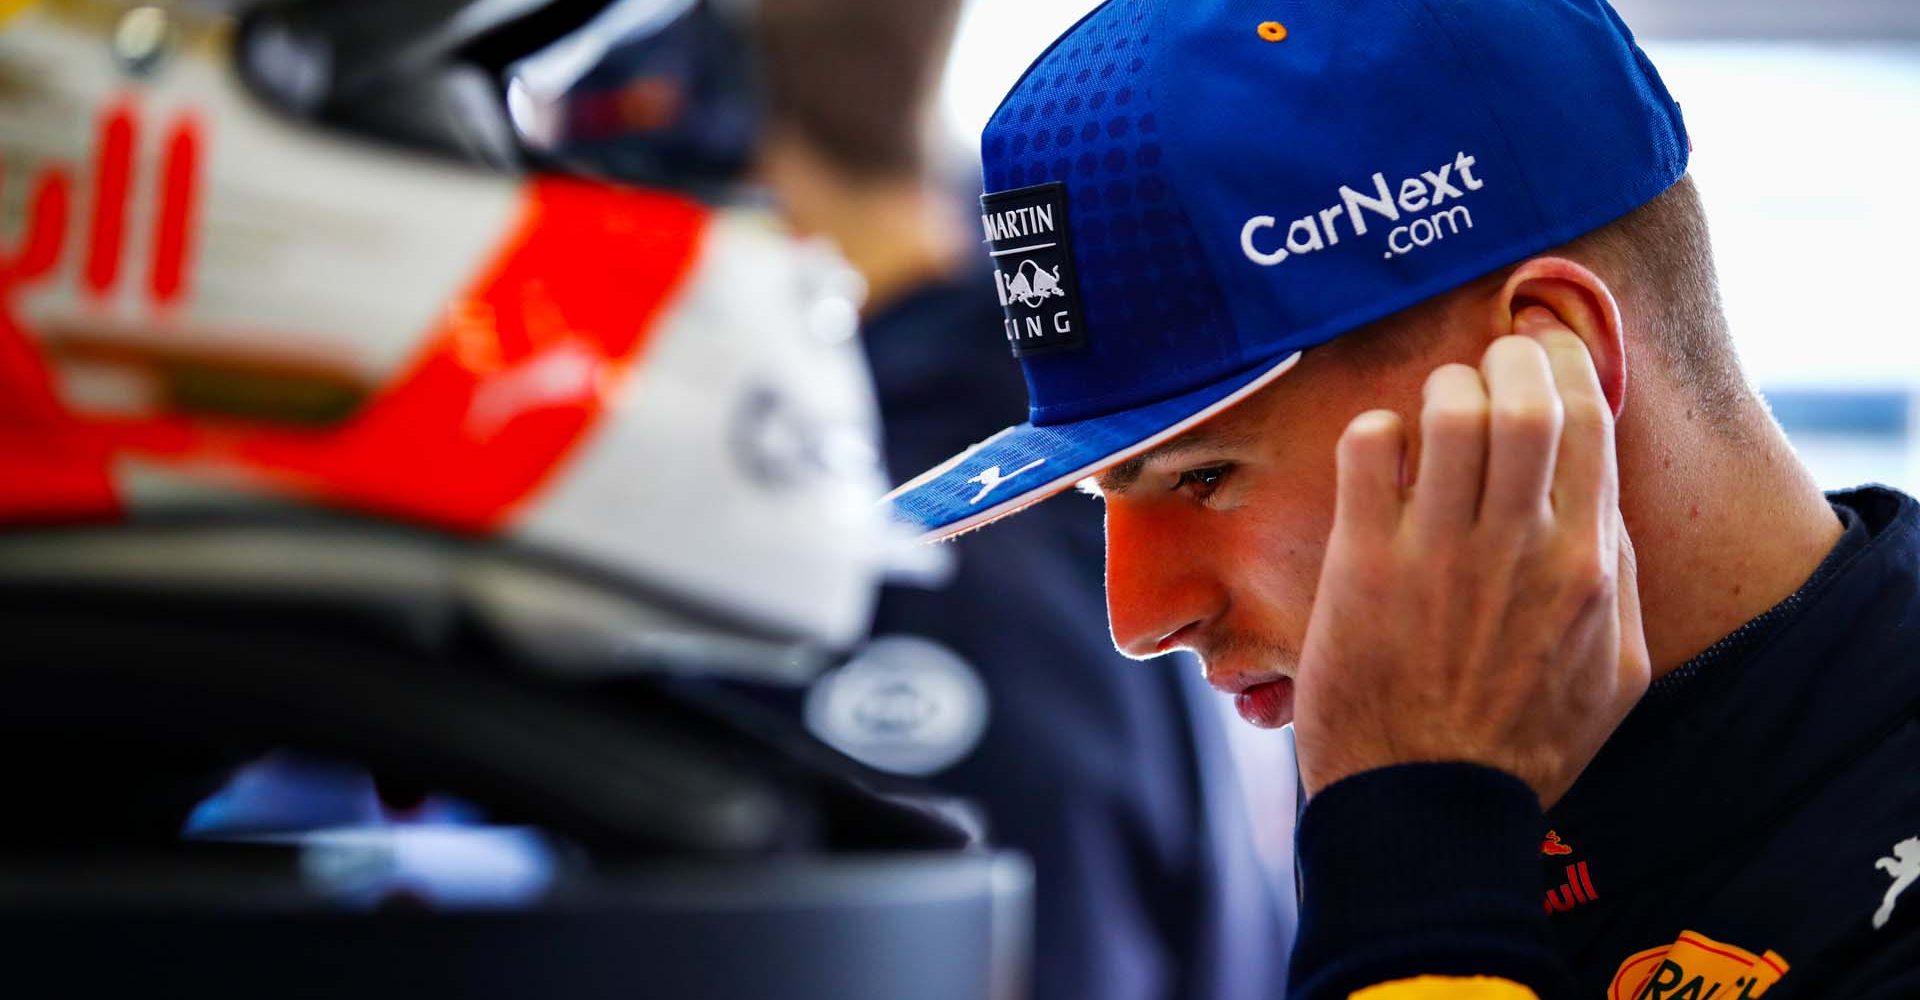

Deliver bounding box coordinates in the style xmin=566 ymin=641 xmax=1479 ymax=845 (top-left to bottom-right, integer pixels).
xmin=980 ymin=181 xmax=1087 ymax=359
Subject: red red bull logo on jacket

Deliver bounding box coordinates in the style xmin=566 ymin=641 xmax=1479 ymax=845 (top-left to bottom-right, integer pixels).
xmin=1543 ymin=861 xmax=1599 ymax=915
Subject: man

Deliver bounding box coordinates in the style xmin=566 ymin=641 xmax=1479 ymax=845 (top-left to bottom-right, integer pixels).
xmin=889 ymin=0 xmax=1920 ymax=997
xmin=753 ymin=5 xmax=1292 ymax=1000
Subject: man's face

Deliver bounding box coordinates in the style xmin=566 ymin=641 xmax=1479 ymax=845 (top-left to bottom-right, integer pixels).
xmin=1094 ymin=298 xmax=1476 ymax=729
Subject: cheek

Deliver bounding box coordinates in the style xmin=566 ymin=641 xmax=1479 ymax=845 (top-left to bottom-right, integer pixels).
xmin=1220 ymin=468 xmax=1338 ymax=624
xmin=1213 ymin=355 xmax=1423 ymax=630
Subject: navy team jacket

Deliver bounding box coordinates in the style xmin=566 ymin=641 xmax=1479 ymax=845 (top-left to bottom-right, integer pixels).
xmin=1289 ymin=486 xmax=1920 ymax=999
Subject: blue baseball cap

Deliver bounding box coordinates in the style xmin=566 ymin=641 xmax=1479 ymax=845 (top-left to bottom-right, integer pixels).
xmin=887 ymin=0 xmax=1689 ymax=541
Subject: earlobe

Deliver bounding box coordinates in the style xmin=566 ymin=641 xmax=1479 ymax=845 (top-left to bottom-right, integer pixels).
xmin=1498 ymin=258 xmax=1628 ymax=417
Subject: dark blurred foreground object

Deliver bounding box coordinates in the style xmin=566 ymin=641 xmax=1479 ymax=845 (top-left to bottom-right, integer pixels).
xmin=0 ymin=521 xmax=1029 ymax=999
xmin=0 ymin=0 xmax=1026 ymax=996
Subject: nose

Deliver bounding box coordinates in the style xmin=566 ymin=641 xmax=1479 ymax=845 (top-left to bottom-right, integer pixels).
xmin=1104 ymin=500 xmax=1224 ymax=660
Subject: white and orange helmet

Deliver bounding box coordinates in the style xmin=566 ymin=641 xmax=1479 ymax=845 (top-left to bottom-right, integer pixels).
xmin=0 ymin=0 xmax=900 ymax=664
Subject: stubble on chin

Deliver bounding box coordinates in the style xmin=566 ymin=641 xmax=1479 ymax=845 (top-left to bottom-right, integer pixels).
xmin=1196 ymin=631 xmax=1300 ymax=683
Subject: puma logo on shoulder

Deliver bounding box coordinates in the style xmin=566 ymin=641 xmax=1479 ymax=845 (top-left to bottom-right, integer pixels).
xmin=1875 ymin=836 xmax=1920 ymax=930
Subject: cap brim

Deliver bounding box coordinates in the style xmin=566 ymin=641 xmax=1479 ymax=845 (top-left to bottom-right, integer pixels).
xmin=886 ymin=352 xmax=1305 ymax=542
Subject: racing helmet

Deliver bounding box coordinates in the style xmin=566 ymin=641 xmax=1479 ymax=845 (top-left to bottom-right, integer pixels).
xmin=0 ymin=0 xmax=899 ymax=665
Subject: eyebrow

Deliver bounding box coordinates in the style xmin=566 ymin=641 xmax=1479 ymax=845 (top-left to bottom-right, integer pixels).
xmin=1090 ymin=426 xmax=1258 ymax=496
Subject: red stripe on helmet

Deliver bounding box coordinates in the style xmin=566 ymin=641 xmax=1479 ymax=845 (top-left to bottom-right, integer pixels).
xmin=0 ymin=177 xmax=709 ymax=533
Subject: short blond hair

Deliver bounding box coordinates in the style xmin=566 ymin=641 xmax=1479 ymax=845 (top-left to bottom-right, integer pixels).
xmin=1339 ymin=175 xmax=1745 ymax=422
xmin=1566 ymin=175 xmax=1746 ymax=420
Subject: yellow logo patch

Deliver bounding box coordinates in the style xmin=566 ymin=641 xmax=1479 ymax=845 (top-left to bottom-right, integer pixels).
xmin=1608 ymin=932 xmax=1789 ymax=1000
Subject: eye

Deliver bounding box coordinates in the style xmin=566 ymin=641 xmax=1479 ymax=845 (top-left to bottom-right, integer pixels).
xmin=1174 ymin=464 xmax=1234 ymax=502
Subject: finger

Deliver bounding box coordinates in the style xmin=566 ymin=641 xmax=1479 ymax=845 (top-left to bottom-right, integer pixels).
xmin=1614 ymin=511 xmax=1652 ymax=696
xmin=1515 ymin=310 xmax=1615 ymax=527
xmin=1479 ymin=336 xmax=1562 ymax=524
xmin=1335 ymin=410 xmax=1407 ymax=537
xmin=1410 ymin=363 xmax=1490 ymax=533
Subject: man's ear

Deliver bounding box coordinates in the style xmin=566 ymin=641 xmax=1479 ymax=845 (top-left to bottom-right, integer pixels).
xmin=1494 ymin=257 xmax=1628 ymax=417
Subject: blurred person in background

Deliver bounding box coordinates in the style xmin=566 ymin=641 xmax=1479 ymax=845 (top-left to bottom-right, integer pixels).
xmin=754 ymin=4 xmax=1292 ymax=1000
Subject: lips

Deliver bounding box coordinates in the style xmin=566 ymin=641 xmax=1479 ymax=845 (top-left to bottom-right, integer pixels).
xmin=1233 ymin=677 xmax=1295 ymax=729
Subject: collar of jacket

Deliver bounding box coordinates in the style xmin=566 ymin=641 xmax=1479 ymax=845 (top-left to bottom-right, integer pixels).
xmin=1546 ymin=486 xmax=1920 ymax=896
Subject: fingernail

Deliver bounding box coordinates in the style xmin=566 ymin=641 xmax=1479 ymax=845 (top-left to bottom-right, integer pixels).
xmin=1349 ymin=409 xmax=1400 ymax=439
xmin=1513 ymin=306 xmax=1563 ymax=338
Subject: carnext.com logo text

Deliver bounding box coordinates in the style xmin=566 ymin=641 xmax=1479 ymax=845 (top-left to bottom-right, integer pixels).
xmin=1240 ymin=151 xmax=1485 ymax=266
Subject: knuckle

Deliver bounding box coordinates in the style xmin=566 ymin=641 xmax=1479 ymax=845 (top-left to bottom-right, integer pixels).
xmin=1571 ymin=549 xmax=1610 ymax=586
xmin=1563 ymin=395 xmax=1607 ymax=424
xmin=1554 ymin=547 xmax=1612 ymax=599
xmin=1326 ymin=539 xmax=1397 ymax=586
xmin=1415 ymin=539 xmax=1473 ymax=576
xmin=1492 ymin=401 xmax=1562 ymax=439
xmin=1422 ymin=400 xmax=1486 ymax=438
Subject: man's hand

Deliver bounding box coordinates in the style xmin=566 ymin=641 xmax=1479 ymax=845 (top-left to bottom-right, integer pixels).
xmin=1292 ymin=310 xmax=1651 ymax=808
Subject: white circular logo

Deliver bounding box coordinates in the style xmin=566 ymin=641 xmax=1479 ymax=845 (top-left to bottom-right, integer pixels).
xmin=804 ymin=635 xmax=990 ymax=777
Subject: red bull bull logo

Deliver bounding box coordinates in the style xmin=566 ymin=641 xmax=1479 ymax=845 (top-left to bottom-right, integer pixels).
xmin=1000 ymin=258 xmax=1066 ymax=310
